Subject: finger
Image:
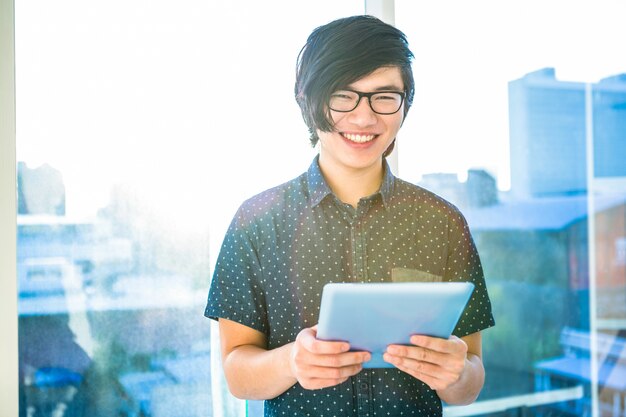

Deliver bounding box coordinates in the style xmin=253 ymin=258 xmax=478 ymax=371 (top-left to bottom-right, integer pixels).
xmin=299 ymin=362 xmax=365 ymax=380
xmin=313 ymin=351 xmax=371 ymax=368
xmin=298 ymin=328 xmax=350 ymax=354
xmin=383 ymin=353 xmax=455 ymax=390
xmin=386 ymin=344 xmax=446 ymax=366
xmin=386 ymin=344 xmax=466 ymax=379
xmin=410 ymin=335 xmax=467 ymax=355
xmin=294 ymin=350 xmax=370 ymax=373
xmin=309 ymin=339 xmax=351 ymax=355
xmin=383 ymin=351 xmax=436 ymax=376
xmin=383 ymin=352 xmax=430 ymax=383
xmin=385 ymin=356 xmax=439 ymax=389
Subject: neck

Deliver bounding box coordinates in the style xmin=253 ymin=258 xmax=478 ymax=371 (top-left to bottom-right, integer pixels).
xmin=318 ymin=157 xmax=385 ymax=208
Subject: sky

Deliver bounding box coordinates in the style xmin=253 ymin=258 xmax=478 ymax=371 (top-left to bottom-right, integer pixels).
xmin=395 ymin=0 xmax=626 ymax=188
xmin=15 ymin=0 xmax=626 ymax=236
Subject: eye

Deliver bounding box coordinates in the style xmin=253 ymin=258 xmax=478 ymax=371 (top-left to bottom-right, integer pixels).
xmin=373 ymin=93 xmax=400 ymax=101
xmin=331 ymin=91 xmax=356 ymax=100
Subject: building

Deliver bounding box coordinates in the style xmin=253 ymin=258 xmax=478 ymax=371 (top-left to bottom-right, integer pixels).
xmin=418 ymin=169 xmax=498 ymax=211
xmin=17 ymin=166 xmax=211 ymax=416
xmin=17 ymin=162 xmax=66 ymax=215
xmin=17 ymin=215 xmax=133 ymax=302
xmin=508 ymin=68 xmax=626 ymax=199
xmin=464 ymin=193 xmax=626 ymax=415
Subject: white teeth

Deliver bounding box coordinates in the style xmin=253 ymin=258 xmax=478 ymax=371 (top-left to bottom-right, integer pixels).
xmin=343 ymin=133 xmax=376 ymax=143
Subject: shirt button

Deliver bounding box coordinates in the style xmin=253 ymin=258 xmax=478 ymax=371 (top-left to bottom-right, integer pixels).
xmin=359 ymin=382 xmax=369 ymax=390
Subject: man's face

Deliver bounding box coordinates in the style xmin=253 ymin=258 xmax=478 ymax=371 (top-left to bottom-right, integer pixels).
xmin=317 ymin=66 xmax=405 ymax=175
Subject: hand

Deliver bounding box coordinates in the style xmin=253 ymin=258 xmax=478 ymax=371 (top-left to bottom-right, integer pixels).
xmin=383 ymin=335 xmax=468 ymax=391
xmin=289 ymin=325 xmax=371 ymax=390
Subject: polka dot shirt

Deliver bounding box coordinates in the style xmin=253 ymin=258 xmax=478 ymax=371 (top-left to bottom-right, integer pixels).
xmin=205 ymin=156 xmax=495 ymax=417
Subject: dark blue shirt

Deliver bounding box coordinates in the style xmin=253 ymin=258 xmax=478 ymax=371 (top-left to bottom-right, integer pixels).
xmin=205 ymin=156 xmax=495 ymax=417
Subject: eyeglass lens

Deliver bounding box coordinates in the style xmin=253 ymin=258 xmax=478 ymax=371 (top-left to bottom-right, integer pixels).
xmin=329 ymin=91 xmax=403 ymax=114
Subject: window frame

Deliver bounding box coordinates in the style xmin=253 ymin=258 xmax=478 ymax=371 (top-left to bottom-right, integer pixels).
xmin=1 ymin=0 xmax=19 ymax=414
xmin=6 ymin=1 xmax=620 ymax=416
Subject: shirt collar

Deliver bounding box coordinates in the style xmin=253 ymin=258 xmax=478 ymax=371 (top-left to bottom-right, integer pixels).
xmin=378 ymin=159 xmax=395 ymax=210
xmin=306 ymin=155 xmax=333 ymax=208
xmin=306 ymin=155 xmax=396 ymax=210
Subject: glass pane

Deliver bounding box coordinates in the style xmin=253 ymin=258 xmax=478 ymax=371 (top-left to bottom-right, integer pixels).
xmin=395 ymin=1 xmax=626 ymax=416
xmin=589 ymin=79 xmax=626 ymax=417
xmin=16 ymin=2 xmax=215 ymax=416
xmin=15 ymin=1 xmax=363 ymax=417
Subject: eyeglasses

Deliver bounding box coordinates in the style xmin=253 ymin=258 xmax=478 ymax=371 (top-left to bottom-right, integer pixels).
xmin=328 ymin=89 xmax=405 ymax=115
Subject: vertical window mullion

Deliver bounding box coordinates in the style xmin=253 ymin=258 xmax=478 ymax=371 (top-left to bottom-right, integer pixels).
xmin=0 ymin=0 xmax=19 ymax=414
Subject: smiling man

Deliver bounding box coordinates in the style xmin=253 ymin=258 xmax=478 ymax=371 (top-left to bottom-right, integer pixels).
xmin=205 ymin=15 xmax=495 ymax=417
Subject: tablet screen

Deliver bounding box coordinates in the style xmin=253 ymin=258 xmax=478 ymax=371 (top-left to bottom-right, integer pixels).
xmin=316 ymin=282 xmax=474 ymax=368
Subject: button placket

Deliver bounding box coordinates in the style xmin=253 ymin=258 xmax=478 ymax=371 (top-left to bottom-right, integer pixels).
xmin=355 ymin=372 xmax=372 ymax=417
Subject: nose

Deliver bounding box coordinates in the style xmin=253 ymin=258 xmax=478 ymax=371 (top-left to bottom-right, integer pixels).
xmin=347 ymin=96 xmax=378 ymax=126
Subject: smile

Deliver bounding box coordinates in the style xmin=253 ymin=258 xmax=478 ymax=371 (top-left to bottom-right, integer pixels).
xmin=341 ymin=133 xmax=377 ymax=144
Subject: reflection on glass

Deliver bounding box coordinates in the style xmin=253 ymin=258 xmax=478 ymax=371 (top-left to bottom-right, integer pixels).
xmin=414 ymin=69 xmax=626 ymax=417
xmin=395 ymin=1 xmax=626 ymax=415
xmin=17 ymin=163 xmax=211 ymax=417
xmin=417 ymin=70 xmax=589 ymax=413
xmin=16 ymin=0 xmax=626 ymax=415
xmin=15 ymin=1 xmax=363 ymax=416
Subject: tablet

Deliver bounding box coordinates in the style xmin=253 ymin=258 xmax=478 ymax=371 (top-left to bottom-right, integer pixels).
xmin=316 ymin=282 xmax=474 ymax=368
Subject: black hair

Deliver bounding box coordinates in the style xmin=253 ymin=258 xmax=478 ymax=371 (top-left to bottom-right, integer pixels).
xmin=295 ymin=15 xmax=415 ymax=150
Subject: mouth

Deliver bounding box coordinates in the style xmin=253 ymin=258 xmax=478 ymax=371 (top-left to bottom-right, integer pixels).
xmin=341 ymin=132 xmax=378 ymax=144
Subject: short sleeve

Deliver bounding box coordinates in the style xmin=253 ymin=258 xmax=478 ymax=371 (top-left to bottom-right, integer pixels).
xmin=444 ymin=210 xmax=495 ymax=337
xmin=204 ymin=206 xmax=269 ymax=335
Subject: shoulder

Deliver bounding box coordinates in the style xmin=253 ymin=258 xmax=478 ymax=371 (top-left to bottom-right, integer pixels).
xmin=232 ymin=173 xmax=308 ymax=227
xmin=392 ymin=177 xmax=466 ymax=222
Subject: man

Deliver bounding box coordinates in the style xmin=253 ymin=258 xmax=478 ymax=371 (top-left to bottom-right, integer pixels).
xmin=205 ymin=15 xmax=495 ymax=417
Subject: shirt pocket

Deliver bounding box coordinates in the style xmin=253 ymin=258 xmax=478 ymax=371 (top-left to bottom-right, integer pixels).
xmin=391 ymin=267 xmax=443 ymax=283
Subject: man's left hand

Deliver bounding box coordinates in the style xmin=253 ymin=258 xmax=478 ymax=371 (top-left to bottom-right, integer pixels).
xmin=383 ymin=335 xmax=468 ymax=391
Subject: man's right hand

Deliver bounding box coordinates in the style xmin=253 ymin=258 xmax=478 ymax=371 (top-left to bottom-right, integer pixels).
xmin=289 ymin=325 xmax=371 ymax=390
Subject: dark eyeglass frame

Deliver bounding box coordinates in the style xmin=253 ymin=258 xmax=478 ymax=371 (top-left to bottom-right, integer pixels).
xmin=328 ymin=89 xmax=406 ymax=115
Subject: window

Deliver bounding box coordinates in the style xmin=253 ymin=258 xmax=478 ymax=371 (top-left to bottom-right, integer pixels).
xmin=14 ymin=1 xmax=362 ymax=416
xmin=8 ymin=1 xmax=626 ymax=416
xmin=396 ymin=1 xmax=626 ymax=416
